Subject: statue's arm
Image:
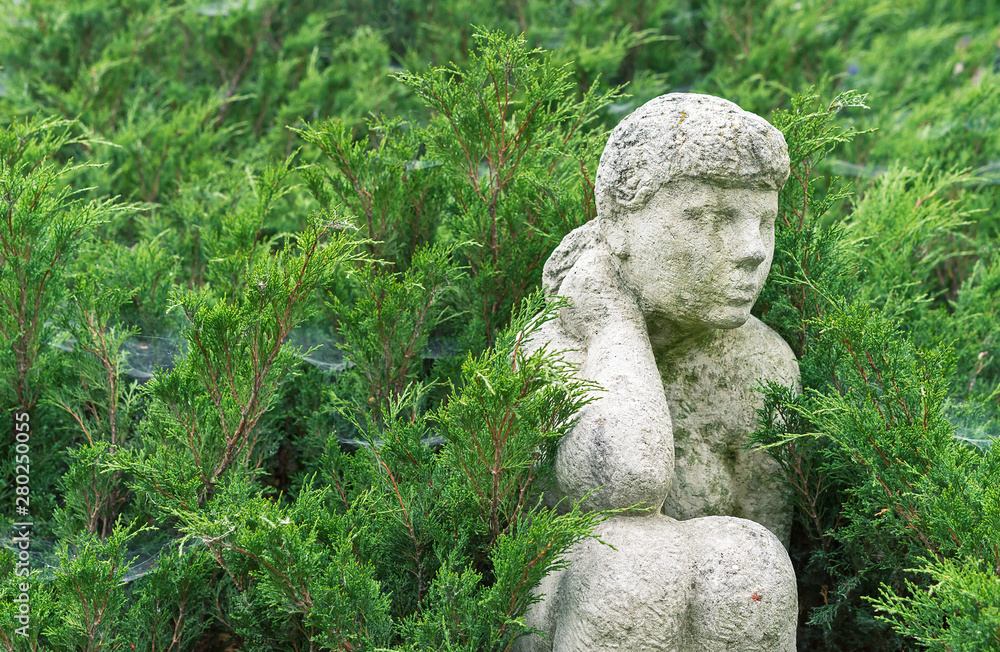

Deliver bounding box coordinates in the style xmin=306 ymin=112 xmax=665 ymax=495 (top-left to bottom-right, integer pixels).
xmin=548 ymin=245 xmax=673 ymax=513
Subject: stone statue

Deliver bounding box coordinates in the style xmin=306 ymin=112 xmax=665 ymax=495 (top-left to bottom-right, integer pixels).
xmin=515 ymin=93 xmax=800 ymax=651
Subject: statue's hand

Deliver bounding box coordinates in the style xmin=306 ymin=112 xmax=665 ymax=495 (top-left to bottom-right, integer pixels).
xmin=557 ymin=241 xmax=645 ymax=346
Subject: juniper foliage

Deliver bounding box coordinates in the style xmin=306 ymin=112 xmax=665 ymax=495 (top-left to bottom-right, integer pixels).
xmin=3 ymin=2 xmax=1000 ymax=650
xmin=752 ymin=89 xmax=1000 ymax=650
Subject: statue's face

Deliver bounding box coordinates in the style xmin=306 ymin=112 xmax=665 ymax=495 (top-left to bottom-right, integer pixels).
xmin=605 ymin=178 xmax=778 ymax=333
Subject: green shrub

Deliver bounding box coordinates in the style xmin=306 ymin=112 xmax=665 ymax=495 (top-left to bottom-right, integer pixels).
xmin=4 ymin=2 xmax=1000 ymax=650
xmin=754 ymin=88 xmax=1000 ymax=650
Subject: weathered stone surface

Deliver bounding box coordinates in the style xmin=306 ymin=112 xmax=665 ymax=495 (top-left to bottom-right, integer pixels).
xmin=516 ymin=93 xmax=800 ymax=651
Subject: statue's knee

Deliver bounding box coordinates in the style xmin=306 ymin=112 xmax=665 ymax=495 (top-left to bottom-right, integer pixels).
xmin=531 ymin=520 xmax=692 ymax=651
xmin=684 ymin=517 xmax=797 ymax=651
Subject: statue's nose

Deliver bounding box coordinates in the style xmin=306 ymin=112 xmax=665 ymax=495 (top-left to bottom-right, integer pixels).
xmin=731 ymin=223 xmax=768 ymax=270
xmin=736 ymin=245 xmax=767 ymax=270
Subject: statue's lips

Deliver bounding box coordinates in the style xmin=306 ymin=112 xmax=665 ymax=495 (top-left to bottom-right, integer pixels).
xmin=728 ymin=284 xmax=761 ymax=304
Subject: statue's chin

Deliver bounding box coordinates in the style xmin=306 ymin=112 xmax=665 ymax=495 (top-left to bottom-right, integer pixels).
xmin=643 ymin=305 xmax=752 ymax=351
xmin=711 ymin=308 xmax=753 ymax=330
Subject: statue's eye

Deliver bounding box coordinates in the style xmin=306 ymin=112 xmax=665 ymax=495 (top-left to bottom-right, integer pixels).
xmin=688 ymin=207 xmax=730 ymax=226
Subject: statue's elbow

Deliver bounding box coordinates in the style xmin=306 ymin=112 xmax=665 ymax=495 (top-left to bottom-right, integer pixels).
xmin=557 ymin=458 xmax=671 ymax=513
xmin=554 ymin=419 xmax=672 ymax=512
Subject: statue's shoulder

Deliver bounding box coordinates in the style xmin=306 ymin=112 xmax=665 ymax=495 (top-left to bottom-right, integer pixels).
xmin=731 ymin=315 xmax=800 ymax=390
xmin=542 ymin=220 xmax=601 ymax=295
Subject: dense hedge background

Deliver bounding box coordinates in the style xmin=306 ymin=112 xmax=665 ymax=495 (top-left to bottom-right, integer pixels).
xmin=1 ymin=1 xmax=999 ymax=650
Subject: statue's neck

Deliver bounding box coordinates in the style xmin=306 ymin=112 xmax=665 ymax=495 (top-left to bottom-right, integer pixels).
xmin=645 ymin=314 xmax=718 ymax=357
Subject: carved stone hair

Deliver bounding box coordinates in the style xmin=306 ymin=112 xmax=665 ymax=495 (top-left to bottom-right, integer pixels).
xmin=594 ymin=93 xmax=790 ymax=226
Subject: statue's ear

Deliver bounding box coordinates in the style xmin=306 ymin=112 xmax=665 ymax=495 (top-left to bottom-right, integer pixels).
xmin=616 ymin=164 xmax=659 ymax=210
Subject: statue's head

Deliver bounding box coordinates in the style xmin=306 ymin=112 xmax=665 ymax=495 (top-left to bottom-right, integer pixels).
xmin=595 ymin=93 xmax=790 ymax=334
